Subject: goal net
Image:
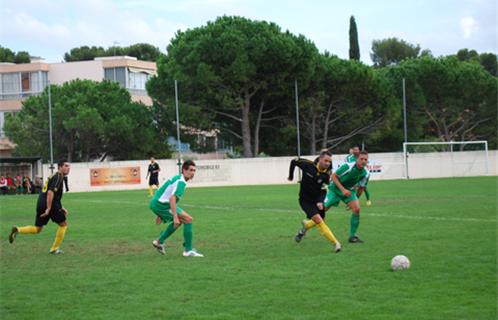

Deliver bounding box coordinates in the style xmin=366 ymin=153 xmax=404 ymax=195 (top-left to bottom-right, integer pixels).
xmin=402 ymin=141 xmax=489 ymax=179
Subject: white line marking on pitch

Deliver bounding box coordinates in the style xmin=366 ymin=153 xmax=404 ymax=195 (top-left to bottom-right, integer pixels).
xmin=65 ymin=199 xmax=497 ymax=223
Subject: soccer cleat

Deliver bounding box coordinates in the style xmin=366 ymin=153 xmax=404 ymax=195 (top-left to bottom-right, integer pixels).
xmin=348 ymin=236 xmax=364 ymax=243
xmin=183 ymin=248 xmax=204 ymax=257
xmin=8 ymin=226 xmax=18 ymax=244
xmin=49 ymin=249 xmax=64 ymax=255
xmin=294 ymin=230 xmax=305 ymax=243
xmin=334 ymin=242 xmax=342 ymax=253
xmin=152 ymin=240 xmax=166 ymax=255
xmin=294 ymin=220 xmax=308 ymax=243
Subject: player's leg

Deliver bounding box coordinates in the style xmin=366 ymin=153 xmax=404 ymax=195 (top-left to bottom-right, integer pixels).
xmin=151 ymin=204 xmax=177 ymax=254
xmin=9 ymin=208 xmax=47 ymax=243
xmin=9 ymin=225 xmax=42 ymax=243
xmin=346 ymin=199 xmax=363 ymax=243
xmin=49 ymin=208 xmax=68 ymax=254
xmin=311 ymin=213 xmax=341 ymax=253
xmin=148 ymin=181 xmax=154 ymax=197
xmin=179 ymin=210 xmax=203 ymax=257
xmin=295 ymin=199 xmax=318 ymax=242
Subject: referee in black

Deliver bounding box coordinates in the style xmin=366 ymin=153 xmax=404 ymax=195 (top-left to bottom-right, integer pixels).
xmin=146 ymin=157 xmax=160 ymax=197
xmin=288 ymin=149 xmax=341 ymax=252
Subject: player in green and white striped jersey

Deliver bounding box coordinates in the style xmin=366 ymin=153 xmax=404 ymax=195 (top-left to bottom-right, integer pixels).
xmin=325 ymin=151 xmax=369 ymax=243
xmin=149 ymin=160 xmax=203 ymax=257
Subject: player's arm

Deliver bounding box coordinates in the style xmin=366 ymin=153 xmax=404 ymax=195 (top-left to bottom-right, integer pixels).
xmin=331 ymin=172 xmax=351 ymax=197
xmin=146 ymin=167 xmax=150 ymax=178
xmin=154 ymin=165 xmax=160 ymax=173
xmin=169 ymin=195 xmax=181 ymax=227
xmin=39 ymin=190 xmax=55 ymax=217
xmin=288 ymin=158 xmax=312 ymax=181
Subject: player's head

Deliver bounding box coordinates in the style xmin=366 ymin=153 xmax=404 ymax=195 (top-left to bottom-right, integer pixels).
xmin=356 ymin=151 xmax=368 ymax=168
xmin=150 ymin=157 xmax=155 ymax=163
xmin=318 ymin=149 xmax=332 ymax=171
xmin=351 ymin=146 xmax=360 ymax=157
xmin=57 ymin=159 xmax=70 ymax=175
xmin=182 ymin=160 xmax=196 ymax=180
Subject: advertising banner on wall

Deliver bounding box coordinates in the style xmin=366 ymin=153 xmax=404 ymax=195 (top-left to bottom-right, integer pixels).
xmin=90 ymin=167 xmax=141 ymax=186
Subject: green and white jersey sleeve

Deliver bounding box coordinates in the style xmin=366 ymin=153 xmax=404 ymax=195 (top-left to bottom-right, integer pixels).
xmin=335 ymin=162 xmax=354 ymax=177
xmin=358 ymin=169 xmax=370 ymax=187
xmin=154 ymin=174 xmax=187 ymax=204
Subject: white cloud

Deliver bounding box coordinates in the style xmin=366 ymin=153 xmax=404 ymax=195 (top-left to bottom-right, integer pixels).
xmin=460 ymin=16 xmax=479 ymax=39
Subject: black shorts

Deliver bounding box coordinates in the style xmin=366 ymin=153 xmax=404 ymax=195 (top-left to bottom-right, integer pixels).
xmin=35 ymin=205 xmax=66 ymax=227
xmin=299 ymin=198 xmax=325 ymax=219
xmin=149 ymin=176 xmax=159 ymax=186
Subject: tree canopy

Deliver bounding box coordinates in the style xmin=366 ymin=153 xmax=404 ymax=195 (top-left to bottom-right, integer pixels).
xmin=382 ymin=56 xmax=497 ymax=148
xmin=370 ymin=37 xmax=430 ymax=67
xmin=4 ymin=80 xmax=170 ymax=162
xmin=0 ymin=46 xmax=30 ymax=63
xmin=64 ymin=43 xmax=161 ymax=62
xmin=148 ymin=16 xmax=319 ymax=157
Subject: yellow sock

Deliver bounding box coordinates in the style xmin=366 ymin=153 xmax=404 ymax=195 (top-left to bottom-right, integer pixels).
xmin=148 ymin=186 xmax=153 ymax=196
xmin=18 ymin=226 xmax=38 ymax=234
xmin=304 ymin=220 xmax=316 ymax=230
xmin=50 ymin=226 xmax=67 ymax=252
xmin=316 ymin=221 xmax=338 ymax=245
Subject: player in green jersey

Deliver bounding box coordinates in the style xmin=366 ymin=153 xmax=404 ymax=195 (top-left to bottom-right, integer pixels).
xmin=325 ymin=151 xmax=369 ymax=243
xmin=149 ymin=160 xmax=203 ymax=257
xmin=344 ymin=145 xmax=360 ymax=163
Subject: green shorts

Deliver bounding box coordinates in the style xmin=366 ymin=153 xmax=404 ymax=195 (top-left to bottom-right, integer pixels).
xmin=149 ymin=200 xmax=183 ymax=223
xmin=324 ymin=188 xmax=358 ymax=208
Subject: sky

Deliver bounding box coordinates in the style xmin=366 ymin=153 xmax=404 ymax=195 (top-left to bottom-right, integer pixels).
xmin=0 ymin=0 xmax=496 ymax=64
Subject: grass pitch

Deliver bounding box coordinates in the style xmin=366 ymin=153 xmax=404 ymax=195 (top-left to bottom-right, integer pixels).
xmin=1 ymin=176 xmax=496 ymax=319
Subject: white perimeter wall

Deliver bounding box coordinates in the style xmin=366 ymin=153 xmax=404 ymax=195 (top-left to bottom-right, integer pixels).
xmin=42 ymin=150 xmax=498 ymax=193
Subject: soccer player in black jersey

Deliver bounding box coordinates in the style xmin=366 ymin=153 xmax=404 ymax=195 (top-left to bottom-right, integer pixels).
xmin=8 ymin=159 xmax=71 ymax=254
xmin=146 ymin=157 xmax=161 ymax=197
xmin=288 ymin=150 xmax=341 ymax=252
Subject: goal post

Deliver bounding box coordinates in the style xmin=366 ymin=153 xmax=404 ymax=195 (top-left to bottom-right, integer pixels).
xmin=403 ymin=141 xmax=489 ymax=179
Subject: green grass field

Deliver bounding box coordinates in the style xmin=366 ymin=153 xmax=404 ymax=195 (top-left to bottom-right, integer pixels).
xmin=1 ymin=177 xmax=496 ymax=320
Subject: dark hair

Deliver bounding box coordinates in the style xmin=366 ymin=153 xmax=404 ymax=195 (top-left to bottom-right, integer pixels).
xmin=57 ymin=159 xmax=68 ymax=168
xmin=351 ymin=145 xmax=360 ymax=149
xmin=182 ymin=160 xmax=196 ymax=171
xmin=319 ymin=149 xmax=332 ymax=157
xmin=359 ymin=151 xmax=368 ymax=156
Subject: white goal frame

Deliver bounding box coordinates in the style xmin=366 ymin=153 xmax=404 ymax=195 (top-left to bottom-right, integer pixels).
xmin=403 ymin=141 xmax=489 ymax=179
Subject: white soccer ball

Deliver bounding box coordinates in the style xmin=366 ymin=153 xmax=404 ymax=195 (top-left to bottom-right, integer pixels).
xmin=391 ymin=255 xmax=410 ymax=271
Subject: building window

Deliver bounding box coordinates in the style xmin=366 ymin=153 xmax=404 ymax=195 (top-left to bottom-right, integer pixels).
xmin=0 ymin=73 xmax=21 ymax=100
xmin=0 ymin=71 xmax=47 ymax=100
xmin=128 ymin=71 xmax=149 ymax=90
xmin=104 ymin=67 xmax=126 ymax=88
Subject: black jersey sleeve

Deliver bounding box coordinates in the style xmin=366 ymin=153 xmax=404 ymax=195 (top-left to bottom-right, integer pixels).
xmin=288 ymin=158 xmax=313 ymax=180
